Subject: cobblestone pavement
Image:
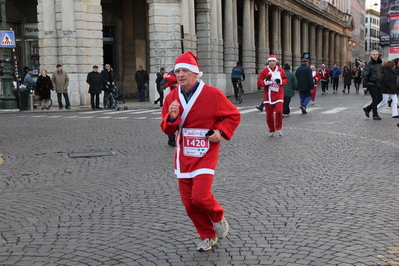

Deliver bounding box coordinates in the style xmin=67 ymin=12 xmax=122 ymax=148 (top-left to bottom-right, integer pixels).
xmin=1 ymin=84 xmax=399 ymax=266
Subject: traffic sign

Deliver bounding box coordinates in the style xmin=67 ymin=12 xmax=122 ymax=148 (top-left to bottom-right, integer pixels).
xmin=0 ymin=30 xmax=15 ymax=48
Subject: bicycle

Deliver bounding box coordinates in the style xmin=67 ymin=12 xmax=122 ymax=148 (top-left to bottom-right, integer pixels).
xmin=235 ymin=79 xmax=243 ymax=104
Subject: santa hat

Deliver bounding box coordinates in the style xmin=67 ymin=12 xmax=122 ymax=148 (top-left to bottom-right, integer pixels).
xmin=310 ymin=64 xmax=315 ymax=68
xmin=321 ymin=63 xmax=326 ymax=66
xmin=267 ymin=55 xmax=277 ymax=62
xmin=174 ymin=51 xmax=203 ymax=77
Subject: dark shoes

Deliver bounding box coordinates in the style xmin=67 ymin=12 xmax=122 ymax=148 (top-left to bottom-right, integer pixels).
xmin=373 ymin=116 xmax=381 ymax=120
xmin=363 ymin=107 xmax=370 ymax=118
xmin=300 ymin=105 xmax=307 ymax=114
xmin=168 ymin=140 xmax=176 ymax=147
xmin=96 ymin=107 xmax=103 ymax=110
xmin=393 ymin=115 xmax=399 ymax=118
xmin=65 ymin=106 xmax=71 ymax=109
xmin=255 ymin=106 xmax=263 ymax=112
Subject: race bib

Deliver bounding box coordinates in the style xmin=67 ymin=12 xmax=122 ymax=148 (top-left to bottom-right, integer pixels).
xmin=270 ymin=83 xmax=279 ymax=92
xmin=182 ymin=128 xmax=210 ymax=157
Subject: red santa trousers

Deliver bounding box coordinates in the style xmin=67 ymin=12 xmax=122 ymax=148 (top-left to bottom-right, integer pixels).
xmin=178 ymin=174 xmax=224 ymax=239
xmin=265 ymin=102 xmax=283 ymax=132
xmin=311 ymin=84 xmax=317 ymax=102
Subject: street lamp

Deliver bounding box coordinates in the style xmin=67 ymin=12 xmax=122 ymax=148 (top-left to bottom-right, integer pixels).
xmin=0 ymin=0 xmax=17 ymax=109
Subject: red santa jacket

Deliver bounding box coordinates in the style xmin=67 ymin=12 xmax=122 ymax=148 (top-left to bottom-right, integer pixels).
xmin=160 ymin=80 xmax=241 ymax=178
xmin=257 ymin=66 xmax=288 ymax=104
xmin=161 ymin=71 xmax=179 ymax=91
xmin=312 ymin=70 xmax=321 ymax=85
xmin=318 ymin=67 xmax=330 ymax=82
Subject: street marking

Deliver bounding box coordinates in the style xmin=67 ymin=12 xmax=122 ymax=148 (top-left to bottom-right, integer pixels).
xmin=84 ymin=110 xmax=111 ymax=114
xmin=151 ymin=117 xmax=162 ymax=120
xmin=98 ymin=117 xmax=111 ymax=119
xmin=321 ymin=107 xmax=348 ymax=114
xmin=47 ymin=116 xmax=61 ymax=118
xmin=133 ymin=117 xmax=147 ymax=119
xmin=31 ymin=115 xmax=46 ymax=118
xmin=0 ymin=154 xmax=3 ymax=164
xmin=77 ymin=116 xmax=94 ymax=119
xmin=64 ymin=116 xmax=79 ymax=118
xmin=113 ymin=117 xmax=129 ymax=119
xmin=240 ymin=108 xmax=260 ymax=114
xmin=129 ymin=110 xmax=159 ymax=114
xmin=290 ymin=107 xmax=322 ymax=114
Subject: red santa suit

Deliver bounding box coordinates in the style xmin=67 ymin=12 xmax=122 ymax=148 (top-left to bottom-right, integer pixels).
xmin=161 ymin=70 xmax=179 ymax=91
xmin=311 ymin=66 xmax=321 ymax=102
xmin=160 ymin=51 xmax=241 ymax=242
xmin=257 ymin=64 xmax=288 ymax=133
xmin=318 ymin=66 xmax=330 ymax=82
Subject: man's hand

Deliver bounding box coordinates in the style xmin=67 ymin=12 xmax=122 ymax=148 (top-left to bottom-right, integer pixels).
xmin=275 ymin=78 xmax=281 ymax=84
xmin=160 ymin=85 xmax=165 ymax=90
xmin=107 ymin=82 xmax=110 ymax=85
xmin=266 ymin=76 xmax=271 ymax=81
xmin=363 ymin=87 xmax=367 ymax=92
xmin=207 ymin=129 xmax=222 ymax=143
xmin=169 ymin=100 xmax=180 ymax=119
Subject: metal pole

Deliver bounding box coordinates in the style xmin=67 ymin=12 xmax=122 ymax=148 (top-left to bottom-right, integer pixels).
xmin=0 ymin=0 xmax=17 ymax=109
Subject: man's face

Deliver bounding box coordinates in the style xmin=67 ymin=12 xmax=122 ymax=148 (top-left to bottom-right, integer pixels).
xmin=57 ymin=67 xmax=62 ymax=71
xmin=371 ymin=51 xmax=379 ymax=61
xmin=334 ymin=64 xmax=337 ymax=68
xmin=321 ymin=65 xmax=325 ymax=69
xmin=93 ymin=68 xmax=98 ymax=72
xmin=268 ymin=60 xmax=277 ymax=68
xmin=161 ymin=69 xmax=166 ymax=74
xmin=175 ymin=68 xmax=198 ymax=90
xmin=105 ymin=64 xmax=111 ymax=70
xmin=139 ymin=66 xmax=143 ymax=71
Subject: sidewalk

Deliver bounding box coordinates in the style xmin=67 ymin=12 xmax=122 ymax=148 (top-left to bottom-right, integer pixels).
xmin=0 ymin=98 xmax=161 ymax=113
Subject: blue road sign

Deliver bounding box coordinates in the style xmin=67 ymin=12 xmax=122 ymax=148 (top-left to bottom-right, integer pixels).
xmin=0 ymin=31 xmax=15 ymax=48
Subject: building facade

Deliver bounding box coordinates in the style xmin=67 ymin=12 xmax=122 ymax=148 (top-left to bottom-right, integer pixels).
xmin=2 ymin=0 xmax=353 ymax=106
xmin=365 ymin=8 xmax=381 ymax=60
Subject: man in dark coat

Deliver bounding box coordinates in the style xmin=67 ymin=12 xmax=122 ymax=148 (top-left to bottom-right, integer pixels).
xmin=101 ymin=63 xmax=116 ymax=108
xmin=135 ymin=65 xmax=149 ymax=102
xmin=87 ymin=65 xmax=102 ymax=110
xmin=295 ymin=58 xmax=314 ymax=114
xmin=363 ymin=50 xmax=384 ymax=120
xmin=154 ymin=67 xmax=166 ymax=107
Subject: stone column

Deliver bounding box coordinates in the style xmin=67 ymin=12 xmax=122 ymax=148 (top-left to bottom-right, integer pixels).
xmin=224 ymin=0 xmax=235 ymax=73
xmin=242 ymin=0 xmax=255 ymax=74
xmin=210 ymin=0 xmax=219 ymax=73
xmin=335 ymin=34 xmax=342 ymax=67
xmin=195 ymin=0 xmax=212 ymax=74
xmin=343 ymin=35 xmax=349 ymax=68
xmin=270 ymin=6 xmax=282 ymax=60
xmin=301 ymin=19 xmax=309 ymax=59
xmin=329 ymin=31 xmax=335 ymax=67
xmin=257 ymin=1 xmax=267 ymax=71
xmin=39 ymin=0 xmax=58 ymax=69
xmin=323 ymin=28 xmax=330 ymax=67
xmin=217 ymin=0 xmax=223 ymax=73
xmin=188 ymin=0 xmax=197 ymax=53
xmin=180 ymin=0 xmax=191 ymax=52
xmin=292 ymin=16 xmax=301 ymax=70
xmin=147 ymin=0 xmax=181 ymax=101
xmin=308 ymin=23 xmax=316 ymax=66
xmin=316 ymin=26 xmax=323 ymax=68
xmin=282 ymin=11 xmax=292 ymax=67
xmin=232 ymin=0 xmax=238 ymax=57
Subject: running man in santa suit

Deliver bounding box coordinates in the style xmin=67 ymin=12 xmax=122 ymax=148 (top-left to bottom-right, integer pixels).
xmin=257 ymin=55 xmax=288 ymax=137
xmin=160 ymin=51 xmax=241 ymax=252
xmin=318 ymin=63 xmax=330 ymax=95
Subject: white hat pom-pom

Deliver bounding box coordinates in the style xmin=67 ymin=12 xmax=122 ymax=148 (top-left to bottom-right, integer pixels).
xmin=197 ymin=71 xmax=203 ymax=78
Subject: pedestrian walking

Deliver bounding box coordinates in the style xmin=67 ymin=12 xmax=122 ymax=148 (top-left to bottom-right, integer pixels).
xmin=330 ymin=64 xmax=341 ymax=93
xmin=101 ymin=64 xmax=116 ymax=108
xmin=342 ymin=66 xmax=352 ymax=93
xmin=282 ymin=64 xmax=297 ymax=117
xmin=23 ymin=68 xmax=36 ymax=110
xmin=310 ymin=64 xmax=320 ymax=104
xmin=363 ymin=50 xmax=384 ymax=120
xmin=318 ymin=63 xmax=330 ymax=95
xmin=135 ymin=65 xmax=149 ymax=102
xmin=153 ymin=67 xmax=166 ymax=107
xmin=160 ymin=51 xmax=241 ymax=252
xmin=295 ymin=58 xmax=313 ymax=114
xmin=257 ymin=55 xmax=288 ymax=137
xmin=52 ymin=64 xmax=71 ymax=109
xmin=35 ymin=69 xmax=53 ymax=110
xmin=86 ymin=65 xmax=102 ymax=110
xmin=377 ymin=60 xmax=399 ymax=118
xmin=353 ymin=65 xmax=363 ymax=93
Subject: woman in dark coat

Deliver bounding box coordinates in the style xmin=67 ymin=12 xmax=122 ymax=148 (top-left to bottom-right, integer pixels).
xmin=377 ymin=60 xmax=399 ymax=118
xmin=342 ymin=66 xmax=352 ymax=93
xmin=36 ymin=69 xmax=53 ymax=110
xmin=353 ymin=65 xmax=363 ymax=93
xmin=86 ymin=65 xmax=102 ymax=110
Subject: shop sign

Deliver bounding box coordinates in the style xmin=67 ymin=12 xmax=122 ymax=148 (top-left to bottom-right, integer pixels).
xmin=24 ymin=24 xmax=38 ymax=38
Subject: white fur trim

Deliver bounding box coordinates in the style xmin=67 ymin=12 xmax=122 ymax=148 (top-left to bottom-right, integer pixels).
xmin=267 ymin=57 xmax=277 ymax=62
xmin=175 ymin=63 xmax=200 ymax=74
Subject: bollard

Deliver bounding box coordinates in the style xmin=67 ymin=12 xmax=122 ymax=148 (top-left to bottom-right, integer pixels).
xmin=29 ymin=92 xmax=33 ymax=111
